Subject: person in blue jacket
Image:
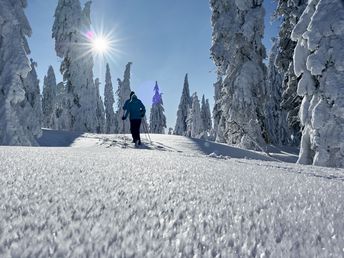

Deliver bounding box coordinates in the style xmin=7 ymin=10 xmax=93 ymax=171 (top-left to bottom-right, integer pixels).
xmin=122 ymin=91 xmax=146 ymax=145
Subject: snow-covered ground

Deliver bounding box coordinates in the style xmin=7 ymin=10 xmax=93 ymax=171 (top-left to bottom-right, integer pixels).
xmin=1 ymin=130 xmax=343 ymax=257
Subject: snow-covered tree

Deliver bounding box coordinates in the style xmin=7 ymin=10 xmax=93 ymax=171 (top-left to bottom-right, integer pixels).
xmin=205 ymin=99 xmax=212 ymax=132
xmin=0 ymin=0 xmax=42 ymax=146
xmin=265 ymin=38 xmax=290 ymax=145
xmin=42 ymin=66 xmax=57 ymax=128
xmin=210 ymin=0 xmax=267 ymax=149
xmin=201 ymin=95 xmax=212 ymax=134
xmin=274 ymin=0 xmax=307 ymax=145
xmin=200 ymin=95 xmax=207 ymax=132
xmin=149 ymin=81 xmax=167 ymax=134
xmin=50 ymin=82 xmax=71 ymax=130
xmin=212 ymin=76 xmax=224 ymax=142
xmin=174 ymin=73 xmax=191 ymax=136
xmin=95 ymin=78 xmax=105 ymax=133
xmin=104 ymin=63 xmax=116 ymax=134
xmin=186 ymin=93 xmax=203 ymax=138
xmin=23 ymin=59 xmax=42 ymax=129
xmin=115 ymin=62 xmax=132 ymax=134
xmin=292 ymin=0 xmax=344 ymax=168
xmin=52 ymin=0 xmax=99 ymax=132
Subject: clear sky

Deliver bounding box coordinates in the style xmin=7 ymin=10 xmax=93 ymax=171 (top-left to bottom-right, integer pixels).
xmin=26 ymin=0 xmax=279 ymax=130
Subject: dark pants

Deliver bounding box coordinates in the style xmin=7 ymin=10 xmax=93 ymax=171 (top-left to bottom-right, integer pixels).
xmin=130 ymin=119 xmax=141 ymax=143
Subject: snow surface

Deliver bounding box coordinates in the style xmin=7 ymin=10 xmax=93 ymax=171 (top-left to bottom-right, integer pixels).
xmin=1 ymin=130 xmax=343 ymax=256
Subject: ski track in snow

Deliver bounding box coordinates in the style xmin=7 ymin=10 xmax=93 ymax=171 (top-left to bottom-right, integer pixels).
xmin=1 ymin=132 xmax=344 ymax=257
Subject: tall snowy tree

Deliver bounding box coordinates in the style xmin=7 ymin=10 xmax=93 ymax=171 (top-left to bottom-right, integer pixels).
xmin=104 ymin=63 xmax=116 ymax=134
xmin=52 ymin=0 xmax=99 ymax=132
xmin=274 ymin=0 xmax=307 ymax=145
xmin=210 ymin=0 xmax=267 ymax=149
xmin=174 ymin=73 xmax=191 ymax=136
xmin=200 ymin=95 xmax=207 ymax=132
xmin=115 ymin=62 xmax=132 ymax=134
xmin=292 ymin=0 xmax=344 ymax=168
xmin=205 ymin=99 xmax=212 ymax=132
xmin=200 ymin=95 xmax=212 ymax=135
xmin=50 ymin=82 xmax=70 ymax=130
xmin=149 ymin=81 xmax=167 ymax=134
xmin=186 ymin=93 xmax=203 ymax=138
xmin=212 ymin=76 xmax=224 ymax=141
xmin=23 ymin=59 xmax=42 ymax=129
xmin=0 ymin=0 xmax=42 ymax=146
xmin=265 ymin=38 xmax=290 ymax=145
xmin=42 ymin=66 xmax=57 ymax=128
xmin=95 ymin=78 xmax=105 ymax=133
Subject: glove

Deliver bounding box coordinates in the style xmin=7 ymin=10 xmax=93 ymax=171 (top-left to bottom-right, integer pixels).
xmin=121 ymin=116 xmax=126 ymax=120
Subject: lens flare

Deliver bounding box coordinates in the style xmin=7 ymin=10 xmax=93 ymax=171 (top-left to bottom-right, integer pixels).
xmin=92 ymin=37 xmax=109 ymax=53
xmin=79 ymin=22 xmax=125 ymax=77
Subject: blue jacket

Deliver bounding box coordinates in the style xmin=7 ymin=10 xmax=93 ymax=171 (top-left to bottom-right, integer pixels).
xmin=123 ymin=95 xmax=146 ymax=120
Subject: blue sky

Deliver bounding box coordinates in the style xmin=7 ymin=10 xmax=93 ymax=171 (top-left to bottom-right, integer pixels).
xmin=26 ymin=0 xmax=279 ymax=130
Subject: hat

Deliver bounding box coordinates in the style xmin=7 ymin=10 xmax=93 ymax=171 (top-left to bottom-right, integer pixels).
xmin=130 ymin=91 xmax=135 ymax=98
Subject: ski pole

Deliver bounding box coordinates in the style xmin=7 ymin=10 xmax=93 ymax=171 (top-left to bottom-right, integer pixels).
xmin=143 ymin=119 xmax=152 ymax=144
xmin=123 ymin=119 xmax=127 ymax=147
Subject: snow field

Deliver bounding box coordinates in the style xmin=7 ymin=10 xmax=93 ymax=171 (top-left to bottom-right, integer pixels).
xmin=1 ymin=144 xmax=343 ymax=257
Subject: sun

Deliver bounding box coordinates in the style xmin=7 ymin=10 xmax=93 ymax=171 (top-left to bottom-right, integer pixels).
xmin=81 ymin=26 xmax=123 ymax=67
xmin=92 ymin=37 xmax=110 ymax=54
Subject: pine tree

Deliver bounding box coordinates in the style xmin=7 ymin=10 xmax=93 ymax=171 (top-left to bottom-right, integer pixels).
xmin=42 ymin=66 xmax=57 ymax=128
xmin=0 ymin=0 xmax=42 ymax=145
xmin=174 ymin=73 xmax=191 ymax=136
xmin=275 ymin=0 xmax=307 ymax=145
xmin=200 ymin=95 xmax=207 ymax=133
xmin=205 ymin=99 xmax=212 ymax=132
xmin=200 ymin=95 xmax=213 ymax=135
xmin=104 ymin=63 xmax=116 ymax=134
xmin=50 ymin=82 xmax=70 ymax=130
xmin=23 ymin=59 xmax=43 ymax=129
xmin=212 ymin=76 xmax=223 ymax=142
xmin=292 ymin=0 xmax=344 ymax=167
xmin=186 ymin=93 xmax=202 ymax=138
xmin=115 ymin=62 xmax=132 ymax=133
xmin=52 ymin=0 xmax=99 ymax=132
xmin=95 ymin=78 xmax=105 ymax=133
xmin=265 ymin=38 xmax=289 ymax=145
xmin=210 ymin=0 xmax=267 ymax=149
xmin=149 ymin=81 xmax=167 ymax=134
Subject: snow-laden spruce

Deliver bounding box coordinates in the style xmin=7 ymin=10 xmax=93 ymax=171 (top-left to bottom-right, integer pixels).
xmin=104 ymin=64 xmax=116 ymax=134
xmin=212 ymin=76 xmax=223 ymax=142
xmin=42 ymin=66 xmax=57 ymax=128
xmin=275 ymin=0 xmax=307 ymax=145
xmin=210 ymin=0 xmax=267 ymax=149
xmin=95 ymin=78 xmax=105 ymax=133
xmin=292 ymin=0 xmax=344 ymax=168
xmin=22 ymin=59 xmax=42 ymax=133
xmin=265 ymin=38 xmax=290 ymax=146
xmin=186 ymin=93 xmax=203 ymax=138
xmin=50 ymin=82 xmax=71 ymax=130
xmin=149 ymin=81 xmax=167 ymax=134
xmin=174 ymin=74 xmax=191 ymax=135
xmin=0 ymin=0 xmax=42 ymax=146
xmin=200 ymin=95 xmax=212 ymax=138
xmin=115 ymin=62 xmax=132 ymax=134
xmin=52 ymin=0 xmax=100 ymax=133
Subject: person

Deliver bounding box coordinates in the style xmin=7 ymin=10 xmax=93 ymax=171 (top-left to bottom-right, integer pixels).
xmin=122 ymin=91 xmax=146 ymax=146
